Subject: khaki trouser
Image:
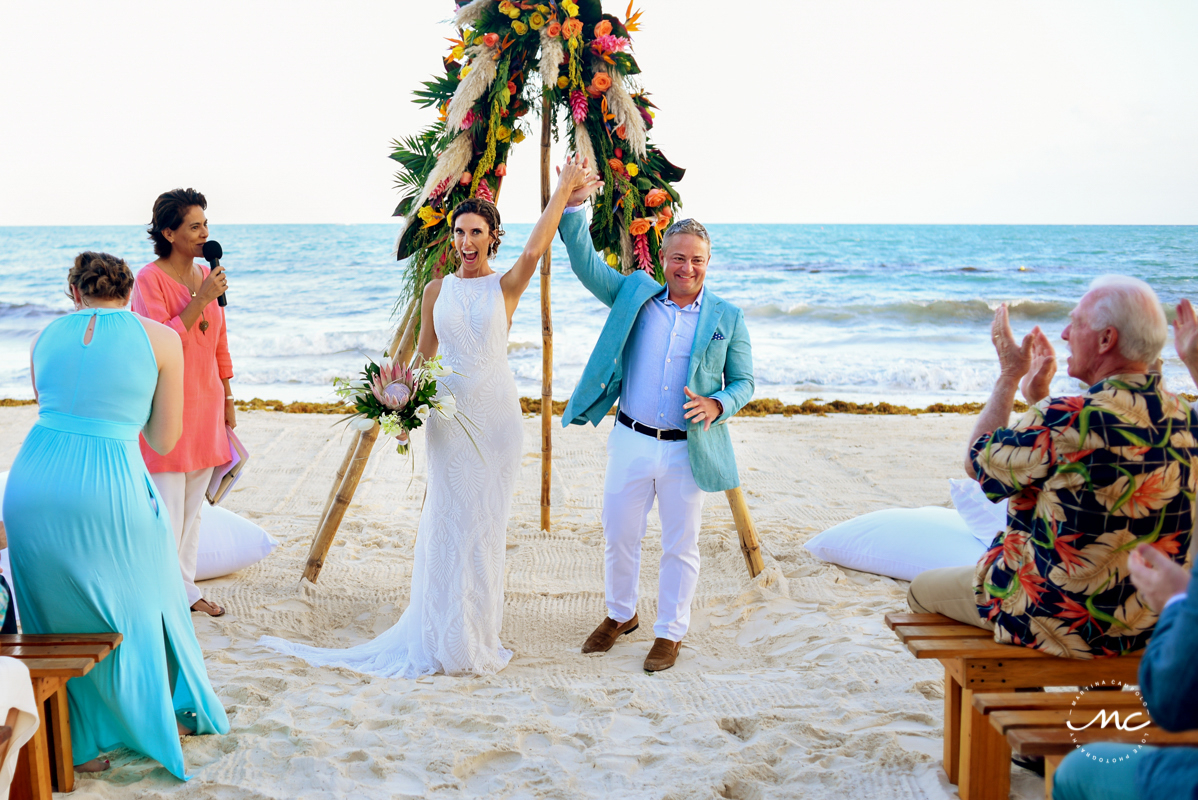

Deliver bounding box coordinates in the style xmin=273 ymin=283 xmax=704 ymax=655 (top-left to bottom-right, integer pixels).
xmin=906 ymin=566 xmax=995 ymax=631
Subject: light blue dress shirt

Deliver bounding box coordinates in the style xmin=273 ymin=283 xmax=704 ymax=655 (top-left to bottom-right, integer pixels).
xmin=621 ymin=289 xmax=703 ymax=431
xmin=560 ymin=204 xmax=717 ymax=432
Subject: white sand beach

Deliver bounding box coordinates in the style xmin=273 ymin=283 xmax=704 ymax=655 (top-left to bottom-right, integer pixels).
xmin=0 ymin=406 xmax=1045 ymax=799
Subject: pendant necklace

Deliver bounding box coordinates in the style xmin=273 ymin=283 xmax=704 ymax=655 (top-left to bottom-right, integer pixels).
xmin=176 ymin=264 xmax=209 ymax=332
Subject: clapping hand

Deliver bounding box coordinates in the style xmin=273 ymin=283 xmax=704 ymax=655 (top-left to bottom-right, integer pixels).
xmin=557 ymin=154 xmax=604 ymax=208
xmin=991 ymin=304 xmax=1036 ymax=380
xmin=1175 ymin=299 xmax=1198 ymax=370
xmin=1019 ymin=326 xmax=1056 ymax=404
xmin=1129 ymin=544 xmax=1191 ymax=612
xmin=683 ymin=386 xmax=722 ymax=431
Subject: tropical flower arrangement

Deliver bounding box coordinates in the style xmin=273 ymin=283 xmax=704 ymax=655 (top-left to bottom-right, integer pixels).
xmin=333 ymin=355 xmax=458 ymax=454
xmin=390 ymin=0 xmax=685 ymax=304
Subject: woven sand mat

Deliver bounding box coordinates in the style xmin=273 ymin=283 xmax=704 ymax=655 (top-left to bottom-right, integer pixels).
xmin=0 ymin=408 xmax=1045 ymax=799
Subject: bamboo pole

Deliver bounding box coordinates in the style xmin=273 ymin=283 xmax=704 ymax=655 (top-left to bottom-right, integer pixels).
xmin=539 ymin=92 xmax=553 ymax=532
xmin=725 ymin=487 xmax=764 ymax=578
xmin=303 ymin=421 xmax=380 ymax=583
xmin=303 ymin=294 xmax=421 ymax=583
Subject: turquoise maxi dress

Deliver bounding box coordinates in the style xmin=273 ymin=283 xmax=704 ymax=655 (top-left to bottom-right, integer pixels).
xmin=2 ymin=307 xmax=228 ymax=779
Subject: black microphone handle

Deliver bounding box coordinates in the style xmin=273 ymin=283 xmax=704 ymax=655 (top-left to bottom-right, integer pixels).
xmin=210 ymin=257 xmax=228 ymax=307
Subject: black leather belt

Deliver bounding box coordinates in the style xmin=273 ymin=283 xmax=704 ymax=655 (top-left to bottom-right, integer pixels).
xmin=618 ymin=410 xmax=687 ymax=441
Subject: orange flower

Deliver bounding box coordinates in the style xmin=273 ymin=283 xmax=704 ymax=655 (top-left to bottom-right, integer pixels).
xmin=654 ymin=205 xmax=673 ymax=231
xmin=561 ymin=18 xmax=583 ymax=38
xmin=590 ymin=73 xmax=612 ymax=94
xmin=547 ymin=19 xmax=562 ymax=37
xmin=629 ymin=218 xmax=653 ymax=236
xmin=615 ymin=123 xmax=626 ymax=139
xmin=607 ymin=157 xmax=625 ymax=175
xmin=644 ymin=188 xmax=668 ymax=207
xmin=594 ymin=19 xmax=612 ymax=37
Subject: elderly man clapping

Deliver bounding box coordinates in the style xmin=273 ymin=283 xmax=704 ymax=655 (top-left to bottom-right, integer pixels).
xmin=908 ymin=276 xmax=1198 ymax=660
xmin=1044 ymin=297 xmax=1198 ymax=799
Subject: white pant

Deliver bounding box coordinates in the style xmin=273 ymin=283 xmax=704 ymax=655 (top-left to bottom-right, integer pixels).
xmin=151 ymin=468 xmax=215 ymax=608
xmin=602 ymin=422 xmax=704 ymax=641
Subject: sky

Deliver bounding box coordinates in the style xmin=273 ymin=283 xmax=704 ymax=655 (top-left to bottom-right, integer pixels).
xmin=1 ymin=1 xmax=1196 ymax=226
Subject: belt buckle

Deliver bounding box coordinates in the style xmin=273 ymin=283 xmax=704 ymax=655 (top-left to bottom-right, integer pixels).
xmin=655 ymin=427 xmax=663 ymax=440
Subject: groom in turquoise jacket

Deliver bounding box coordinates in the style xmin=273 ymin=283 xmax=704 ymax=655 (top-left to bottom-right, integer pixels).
xmin=558 ymin=187 xmax=754 ymax=672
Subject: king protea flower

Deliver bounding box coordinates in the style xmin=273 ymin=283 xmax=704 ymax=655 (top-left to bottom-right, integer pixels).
xmin=370 ymin=359 xmax=415 ymax=411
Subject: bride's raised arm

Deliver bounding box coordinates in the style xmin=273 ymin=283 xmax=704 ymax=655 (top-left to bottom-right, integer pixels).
xmin=499 ymin=155 xmax=602 ymax=314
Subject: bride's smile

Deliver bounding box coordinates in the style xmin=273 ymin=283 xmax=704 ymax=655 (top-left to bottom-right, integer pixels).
xmin=453 ymin=213 xmax=497 ymax=277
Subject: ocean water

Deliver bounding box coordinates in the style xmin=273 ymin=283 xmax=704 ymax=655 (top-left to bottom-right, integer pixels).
xmin=1 ymin=224 xmax=1196 ymax=405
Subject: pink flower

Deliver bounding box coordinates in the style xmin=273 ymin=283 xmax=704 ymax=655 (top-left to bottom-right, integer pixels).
xmin=459 ymin=108 xmax=478 ymax=130
xmin=475 ymin=179 xmax=494 ymax=202
xmin=429 ymin=175 xmax=454 ymax=201
xmin=633 ymin=233 xmax=653 ymax=274
xmin=370 ymin=359 xmax=414 ymax=411
xmin=570 ymin=89 xmax=588 ymax=123
xmin=591 ymin=35 xmax=630 ymax=55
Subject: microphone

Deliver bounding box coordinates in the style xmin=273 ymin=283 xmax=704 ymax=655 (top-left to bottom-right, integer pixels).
xmin=202 ymin=241 xmax=227 ymax=307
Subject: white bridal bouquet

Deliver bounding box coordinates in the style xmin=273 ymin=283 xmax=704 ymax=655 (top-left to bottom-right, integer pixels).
xmin=333 ymin=354 xmax=460 ymax=454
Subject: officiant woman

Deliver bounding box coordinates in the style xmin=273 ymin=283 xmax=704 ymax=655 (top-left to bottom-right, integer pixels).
xmin=133 ymin=188 xmax=234 ymax=617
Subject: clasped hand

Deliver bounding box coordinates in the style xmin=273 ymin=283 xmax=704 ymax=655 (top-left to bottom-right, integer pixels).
xmin=556 ymin=154 xmax=604 ymax=207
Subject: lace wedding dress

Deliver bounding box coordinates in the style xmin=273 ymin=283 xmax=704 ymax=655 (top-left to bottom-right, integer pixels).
xmin=263 ymin=273 xmax=522 ymax=677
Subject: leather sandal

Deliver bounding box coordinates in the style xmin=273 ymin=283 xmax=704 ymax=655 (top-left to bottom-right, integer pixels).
xmin=643 ymin=638 xmax=681 ymax=672
xmin=581 ymin=614 xmax=639 ymax=654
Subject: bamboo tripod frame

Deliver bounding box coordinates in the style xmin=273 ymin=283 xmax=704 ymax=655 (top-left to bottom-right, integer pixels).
xmin=301 ymin=99 xmax=766 ymax=583
xmin=539 ymin=94 xmax=553 ymax=531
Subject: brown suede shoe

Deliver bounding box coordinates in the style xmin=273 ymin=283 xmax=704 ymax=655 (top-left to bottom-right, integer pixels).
xmin=581 ymin=614 xmax=639 ymax=654
xmin=643 ymin=638 xmax=682 ymax=672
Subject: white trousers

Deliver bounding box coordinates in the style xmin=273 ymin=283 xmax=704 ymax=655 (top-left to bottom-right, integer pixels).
xmin=151 ymin=467 xmax=215 ymax=608
xmin=602 ymin=422 xmax=704 ymax=641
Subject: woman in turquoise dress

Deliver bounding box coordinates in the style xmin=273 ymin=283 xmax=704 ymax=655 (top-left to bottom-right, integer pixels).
xmin=2 ymin=252 xmax=228 ymax=779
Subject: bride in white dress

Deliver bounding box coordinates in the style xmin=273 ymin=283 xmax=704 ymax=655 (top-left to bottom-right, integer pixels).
xmin=263 ymin=158 xmax=599 ymax=678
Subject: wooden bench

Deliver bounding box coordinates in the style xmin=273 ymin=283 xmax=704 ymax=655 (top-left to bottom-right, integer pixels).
xmin=984 ymin=698 xmax=1198 ymax=798
xmin=3 ymin=633 xmax=122 ymax=800
xmin=885 ymin=612 xmax=1141 ymax=800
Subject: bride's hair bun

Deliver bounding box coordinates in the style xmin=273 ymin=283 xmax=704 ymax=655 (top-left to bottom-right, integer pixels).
xmin=450 ymin=198 xmax=505 ymax=258
xmin=67 ymin=252 xmax=134 ymax=301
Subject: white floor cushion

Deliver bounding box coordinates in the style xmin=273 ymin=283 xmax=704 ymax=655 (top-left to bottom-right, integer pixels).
xmin=949 ymin=478 xmax=1009 ymax=545
xmin=195 ymin=504 xmax=278 ymax=581
xmin=804 ymin=506 xmax=986 ymax=582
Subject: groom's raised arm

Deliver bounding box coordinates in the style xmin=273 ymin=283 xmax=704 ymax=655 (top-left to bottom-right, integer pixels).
xmin=558 ymin=207 xmax=624 ymax=308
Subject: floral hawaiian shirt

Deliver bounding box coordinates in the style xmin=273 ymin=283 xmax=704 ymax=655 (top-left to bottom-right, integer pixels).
xmin=971 ymin=373 xmax=1198 ymax=659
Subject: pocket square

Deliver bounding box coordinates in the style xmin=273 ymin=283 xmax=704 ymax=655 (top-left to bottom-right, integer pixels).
xmin=712 ymin=331 xmax=725 ymax=341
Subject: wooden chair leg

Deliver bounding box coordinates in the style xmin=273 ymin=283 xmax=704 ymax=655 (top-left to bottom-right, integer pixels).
xmin=958 ymin=688 xmax=1011 ymax=800
xmin=1044 ymin=755 xmax=1064 ymax=800
xmin=12 ymin=710 xmax=53 ymax=800
xmin=47 ymin=686 xmax=74 ymax=792
xmin=943 ymin=667 xmax=963 ymax=784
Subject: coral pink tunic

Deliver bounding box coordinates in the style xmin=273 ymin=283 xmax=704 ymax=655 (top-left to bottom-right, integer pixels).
xmin=131 ymin=263 xmax=234 ymax=473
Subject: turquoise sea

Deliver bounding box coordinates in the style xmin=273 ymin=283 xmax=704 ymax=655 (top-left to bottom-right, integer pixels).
xmin=1 ymin=224 xmax=1196 ymax=404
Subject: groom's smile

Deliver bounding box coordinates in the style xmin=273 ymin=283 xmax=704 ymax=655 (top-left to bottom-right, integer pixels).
xmin=662 ymin=232 xmax=710 ymax=307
